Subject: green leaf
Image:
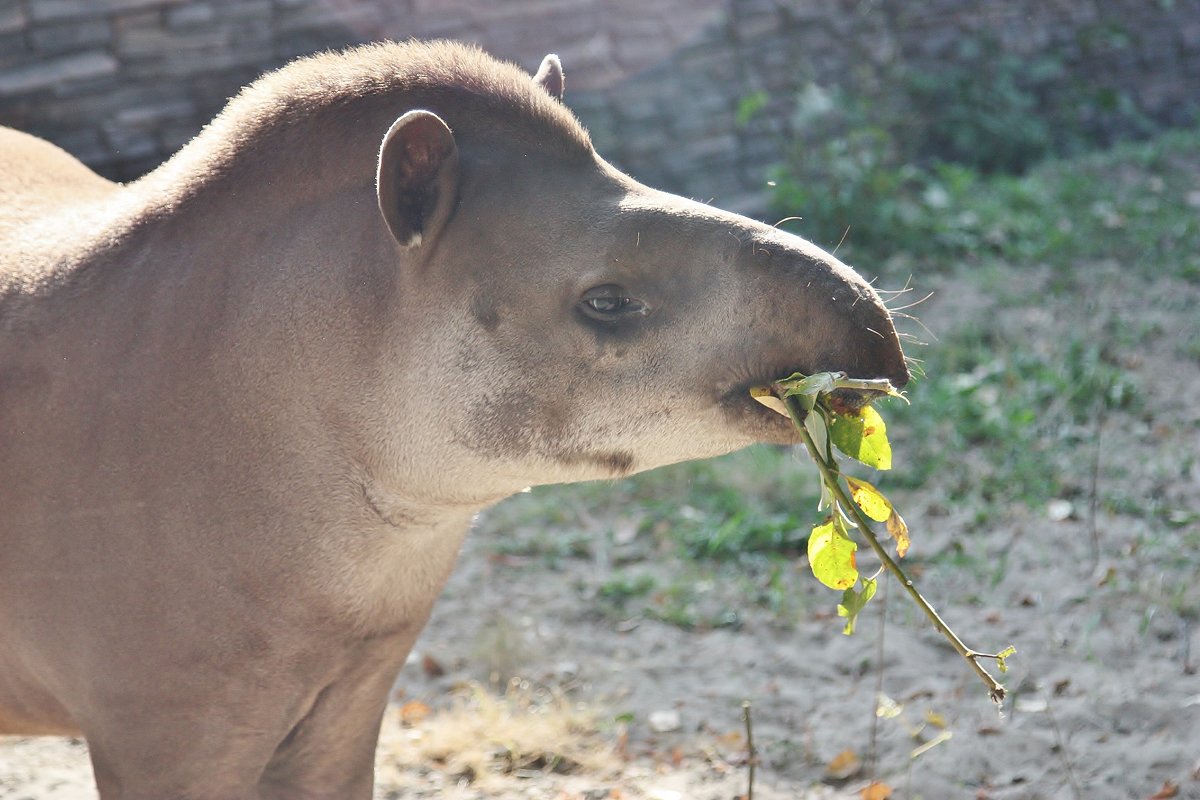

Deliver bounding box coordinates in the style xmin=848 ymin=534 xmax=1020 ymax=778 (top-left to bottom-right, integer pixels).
xmin=808 ymin=518 xmax=859 ymax=590
xmin=829 ymin=406 xmax=892 ymax=470
xmin=837 ymin=577 xmax=877 ymax=635
xmin=804 ymin=412 xmax=834 ymax=511
xmin=995 ymin=645 xmax=1017 ymax=673
xmin=844 ymin=476 xmax=893 ymax=522
xmin=778 ymin=371 xmax=844 ymax=399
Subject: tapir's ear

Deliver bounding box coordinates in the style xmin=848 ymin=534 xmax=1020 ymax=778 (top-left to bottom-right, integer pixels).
xmin=376 ymin=110 xmax=460 ymax=249
xmin=533 ymin=53 xmax=564 ymax=101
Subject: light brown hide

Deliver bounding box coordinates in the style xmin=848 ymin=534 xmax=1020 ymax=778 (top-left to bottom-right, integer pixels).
xmin=0 ymin=41 xmax=906 ymax=799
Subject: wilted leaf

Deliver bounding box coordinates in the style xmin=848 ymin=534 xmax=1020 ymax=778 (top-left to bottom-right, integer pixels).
xmin=829 ymin=406 xmax=892 ymax=470
xmin=887 ymin=510 xmax=910 ymax=557
xmin=808 ymin=518 xmax=858 ymax=590
xmin=1148 ymin=780 xmax=1179 ymax=799
xmin=805 ymin=412 xmax=833 ymax=512
xmin=837 ymin=577 xmax=877 ymax=635
xmin=805 ymin=408 xmax=830 ymax=458
xmin=860 ymin=781 xmax=893 ymax=800
xmin=749 ymin=386 xmax=790 ymax=418
xmin=876 ymin=693 xmax=903 ymax=719
xmin=824 ymin=748 xmax=862 ymax=780
xmin=845 ymin=477 xmax=893 ymax=522
xmin=399 ymin=700 xmax=433 ymax=725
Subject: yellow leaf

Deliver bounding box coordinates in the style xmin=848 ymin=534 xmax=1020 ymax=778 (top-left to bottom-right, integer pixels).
xmin=829 ymin=405 xmax=892 ymax=470
xmin=808 ymin=519 xmax=858 ymax=590
xmin=887 ymin=510 xmax=910 ymax=557
xmin=824 ymin=748 xmax=862 ymax=780
xmin=924 ymin=709 xmax=948 ymax=729
xmin=845 ymin=476 xmax=893 ymax=522
xmin=860 ymin=781 xmax=893 ymax=800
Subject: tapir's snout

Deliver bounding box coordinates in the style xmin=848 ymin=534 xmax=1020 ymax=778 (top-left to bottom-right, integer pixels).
xmin=837 ymin=279 xmax=911 ymax=391
xmin=715 ymin=225 xmax=910 ymax=440
xmin=754 ymin=231 xmax=908 ymax=385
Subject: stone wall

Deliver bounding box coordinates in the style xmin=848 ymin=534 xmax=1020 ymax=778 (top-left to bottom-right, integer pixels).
xmin=2 ymin=0 xmax=1199 ymax=211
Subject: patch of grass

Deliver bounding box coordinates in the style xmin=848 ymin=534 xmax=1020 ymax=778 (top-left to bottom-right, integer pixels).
xmin=592 ymin=564 xmax=797 ymax=630
xmin=596 ymin=572 xmax=657 ymax=605
xmin=773 ymin=110 xmax=1200 ymax=279
xmin=480 ymin=449 xmax=820 ymax=628
xmin=484 ymin=446 xmax=819 ymax=565
xmin=887 ymin=320 xmax=1139 ymax=506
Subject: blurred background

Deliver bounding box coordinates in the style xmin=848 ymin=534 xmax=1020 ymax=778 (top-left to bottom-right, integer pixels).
xmin=2 ymin=0 xmax=1196 ymax=207
xmin=2 ymin=1 xmax=1199 ymax=798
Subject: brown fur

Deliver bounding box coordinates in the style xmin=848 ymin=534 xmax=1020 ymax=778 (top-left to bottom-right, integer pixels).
xmin=0 ymin=41 xmax=906 ymax=799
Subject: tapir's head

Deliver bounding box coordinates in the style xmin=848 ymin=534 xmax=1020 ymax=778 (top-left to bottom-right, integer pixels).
xmin=368 ymin=46 xmax=908 ymax=497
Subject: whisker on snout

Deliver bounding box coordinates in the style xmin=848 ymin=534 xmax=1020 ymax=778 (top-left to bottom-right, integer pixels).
xmin=903 ymin=355 xmax=927 ymax=380
xmin=891 ymin=311 xmax=938 ymax=343
xmin=831 ymin=225 xmax=851 ymax=255
xmin=886 ymin=291 xmax=935 ymax=313
xmin=870 ymin=274 xmax=917 ymax=299
xmin=895 ymin=331 xmax=929 ymax=347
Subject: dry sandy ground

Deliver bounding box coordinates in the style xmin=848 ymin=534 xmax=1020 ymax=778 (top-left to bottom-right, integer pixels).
xmin=2 ymin=264 xmax=1198 ymax=799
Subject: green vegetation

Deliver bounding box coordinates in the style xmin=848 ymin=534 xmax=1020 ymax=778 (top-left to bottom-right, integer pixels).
xmin=773 ymin=120 xmax=1200 ymax=280
xmin=766 ymin=35 xmax=1197 ymax=277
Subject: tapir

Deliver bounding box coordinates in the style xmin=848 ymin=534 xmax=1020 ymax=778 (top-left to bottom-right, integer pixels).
xmin=0 ymin=40 xmax=908 ymax=799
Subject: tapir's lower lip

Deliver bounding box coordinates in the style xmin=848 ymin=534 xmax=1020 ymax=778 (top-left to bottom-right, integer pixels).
xmin=719 ymin=376 xmax=806 ymax=444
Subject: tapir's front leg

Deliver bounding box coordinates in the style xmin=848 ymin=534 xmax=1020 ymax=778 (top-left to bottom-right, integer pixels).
xmin=81 ymin=626 xmax=414 ymax=800
xmin=258 ymin=633 xmax=414 ymax=800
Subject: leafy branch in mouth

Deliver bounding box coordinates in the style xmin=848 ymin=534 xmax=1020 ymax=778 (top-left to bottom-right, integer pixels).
xmin=752 ymin=372 xmax=1014 ymax=706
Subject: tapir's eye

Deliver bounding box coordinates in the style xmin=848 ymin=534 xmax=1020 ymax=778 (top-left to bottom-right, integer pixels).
xmin=579 ymin=285 xmax=648 ymax=322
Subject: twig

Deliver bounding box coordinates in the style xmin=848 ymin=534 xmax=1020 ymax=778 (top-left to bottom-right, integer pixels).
xmin=742 ymin=700 xmax=756 ymax=800
xmin=782 ymin=394 xmax=1009 ymax=706
xmin=1085 ymin=406 xmax=1104 ymax=576
xmin=1043 ymin=693 xmax=1083 ymax=800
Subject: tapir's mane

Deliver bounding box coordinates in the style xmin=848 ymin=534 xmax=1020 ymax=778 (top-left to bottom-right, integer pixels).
xmin=193 ymin=40 xmax=594 ymax=167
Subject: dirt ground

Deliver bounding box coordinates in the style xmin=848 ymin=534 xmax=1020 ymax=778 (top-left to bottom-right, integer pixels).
xmin=2 ymin=261 xmax=1198 ymax=799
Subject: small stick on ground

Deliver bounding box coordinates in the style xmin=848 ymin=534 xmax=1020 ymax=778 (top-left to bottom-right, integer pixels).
xmin=867 ymin=573 xmax=889 ymax=782
xmin=742 ymin=700 xmax=756 ymax=800
xmin=1085 ymin=408 xmax=1104 ymax=576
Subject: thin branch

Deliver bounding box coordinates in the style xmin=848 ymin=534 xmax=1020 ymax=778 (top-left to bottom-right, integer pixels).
xmin=781 ymin=394 xmax=1008 ymax=706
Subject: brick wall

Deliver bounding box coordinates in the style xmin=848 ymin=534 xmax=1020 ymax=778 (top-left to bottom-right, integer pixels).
xmin=2 ymin=0 xmax=1199 ymax=211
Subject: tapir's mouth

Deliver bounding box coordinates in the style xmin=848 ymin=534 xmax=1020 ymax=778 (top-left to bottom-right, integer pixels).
xmin=719 ymin=370 xmax=809 ymax=444
xmin=721 ymin=372 xmax=890 ymax=444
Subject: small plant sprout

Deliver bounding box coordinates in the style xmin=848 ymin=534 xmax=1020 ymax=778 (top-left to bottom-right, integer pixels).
xmin=751 ymin=372 xmax=1015 ymax=706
